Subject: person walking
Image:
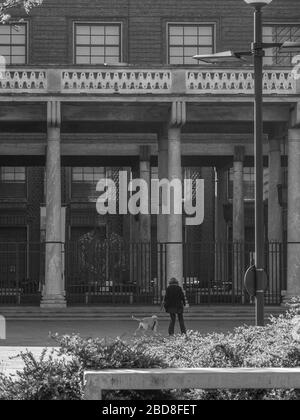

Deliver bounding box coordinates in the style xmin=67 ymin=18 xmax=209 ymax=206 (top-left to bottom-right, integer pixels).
xmin=163 ymin=278 xmax=187 ymax=336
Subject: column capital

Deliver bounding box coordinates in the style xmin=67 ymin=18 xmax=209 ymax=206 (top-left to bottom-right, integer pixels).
xmin=169 ymin=101 xmax=186 ymax=128
xmin=234 ymin=146 xmax=245 ymax=163
xmin=47 ymin=100 xmax=61 ymax=129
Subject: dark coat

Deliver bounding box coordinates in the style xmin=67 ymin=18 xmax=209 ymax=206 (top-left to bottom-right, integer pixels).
xmin=164 ymin=285 xmax=186 ymax=314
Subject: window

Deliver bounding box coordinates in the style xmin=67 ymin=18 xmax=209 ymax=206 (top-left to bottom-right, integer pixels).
xmin=71 ymin=167 xmax=120 ymax=202
xmin=0 ymin=23 xmax=27 ymax=65
xmin=263 ymin=24 xmax=300 ymax=65
xmin=0 ymin=167 xmax=26 ymax=183
xmin=74 ymin=23 xmax=121 ymax=65
xmin=168 ymin=24 xmax=214 ymax=65
xmin=72 ymin=167 xmax=105 ymax=183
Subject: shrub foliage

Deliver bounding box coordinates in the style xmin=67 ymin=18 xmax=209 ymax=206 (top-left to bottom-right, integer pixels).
xmin=0 ymin=304 xmax=299 ymax=400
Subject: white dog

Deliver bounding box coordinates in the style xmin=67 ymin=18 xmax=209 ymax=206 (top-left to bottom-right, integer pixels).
xmin=132 ymin=315 xmax=158 ymax=336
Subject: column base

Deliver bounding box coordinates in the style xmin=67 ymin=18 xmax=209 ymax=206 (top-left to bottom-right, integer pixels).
xmin=40 ymin=294 xmax=67 ymax=309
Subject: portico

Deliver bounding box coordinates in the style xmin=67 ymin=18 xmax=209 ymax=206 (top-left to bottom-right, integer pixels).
xmin=0 ymin=67 xmax=298 ymax=307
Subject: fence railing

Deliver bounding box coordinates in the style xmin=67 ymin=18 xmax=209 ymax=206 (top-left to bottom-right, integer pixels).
xmin=0 ymin=241 xmax=287 ymax=306
xmin=0 ymin=67 xmax=297 ymax=95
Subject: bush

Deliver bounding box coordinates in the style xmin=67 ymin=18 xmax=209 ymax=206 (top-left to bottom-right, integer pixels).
xmin=0 ymin=336 xmax=172 ymax=401
xmin=0 ymin=304 xmax=299 ymax=400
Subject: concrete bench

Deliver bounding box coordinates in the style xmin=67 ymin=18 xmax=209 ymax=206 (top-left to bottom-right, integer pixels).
xmin=0 ymin=288 xmax=21 ymax=305
xmin=84 ymin=368 xmax=300 ymax=400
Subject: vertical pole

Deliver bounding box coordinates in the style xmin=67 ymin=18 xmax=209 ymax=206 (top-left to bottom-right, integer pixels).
xmin=41 ymin=101 xmax=66 ymax=308
xmin=139 ymin=146 xmax=152 ymax=298
xmin=167 ymin=126 xmax=183 ymax=285
xmin=233 ymin=147 xmax=245 ymax=301
xmin=158 ymin=131 xmax=169 ymax=294
xmin=254 ymin=6 xmax=265 ymax=326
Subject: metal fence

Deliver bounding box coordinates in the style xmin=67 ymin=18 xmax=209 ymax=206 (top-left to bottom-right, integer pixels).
xmin=0 ymin=242 xmax=44 ymax=305
xmin=0 ymin=241 xmax=286 ymax=306
xmin=65 ymin=241 xmax=285 ymax=306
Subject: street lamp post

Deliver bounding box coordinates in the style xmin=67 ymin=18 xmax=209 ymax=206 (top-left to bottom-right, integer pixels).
xmin=252 ymin=1 xmax=268 ymax=327
xmin=193 ymin=0 xmax=300 ymax=326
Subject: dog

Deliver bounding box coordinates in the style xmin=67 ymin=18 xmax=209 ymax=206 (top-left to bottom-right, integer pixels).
xmin=132 ymin=315 xmax=158 ymax=336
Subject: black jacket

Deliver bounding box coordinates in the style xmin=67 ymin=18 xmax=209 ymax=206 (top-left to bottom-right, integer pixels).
xmin=164 ymin=285 xmax=186 ymax=314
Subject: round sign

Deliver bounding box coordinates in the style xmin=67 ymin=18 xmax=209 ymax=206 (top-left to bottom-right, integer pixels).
xmin=244 ymin=266 xmax=269 ymax=297
xmin=244 ymin=265 xmax=256 ymax=297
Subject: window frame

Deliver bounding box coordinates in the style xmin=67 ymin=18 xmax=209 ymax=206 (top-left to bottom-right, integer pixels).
xmin=0 ymin=167 xmax=26 ymax=184
xmin=0 ymin=21 xmax=28 ymax=66
xmin=166 ymin=22 xmax=216 ymax=66
xmin=263 ymin=22 xmax=300 ymax=66
xmin=73 ymin=21 xmax=123 ymax=65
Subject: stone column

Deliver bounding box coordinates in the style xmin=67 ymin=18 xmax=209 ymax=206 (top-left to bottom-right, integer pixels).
xmin=286 ymin=129 xmax=300 ymax=300
xmin=215 ymin=167 xmax=229 ymax=283
xmin=167 ymin=102 xmax=186 ymax=286
xmin=139 ymin=146 xmax=152 ymax=296
xmin=232 ymin=146 xmax=245 ymax=299
xmin=41 ymin=101 xmax=66 ymax=308
xmin=268 ymin=138 xmax=283 ymax=242
xmin=139 ymin=146 xmax=151 ymax=244
xmin=268 ymin=138 xmax=283 ymax=299
xmin=157 ymin=131 xmax=169 ymax=245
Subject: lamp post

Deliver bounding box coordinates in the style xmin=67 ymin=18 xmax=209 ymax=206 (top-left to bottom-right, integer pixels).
xmin=250 ymin=0 xmax=270 ymax=327
xmin=193 ymin=0 xmax=300 ymax=326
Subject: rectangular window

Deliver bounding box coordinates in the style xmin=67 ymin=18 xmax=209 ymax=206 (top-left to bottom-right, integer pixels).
xmin=71 ymin=167 xmax=120 ymax=203
xmin=263 ymin=24 xmax=300 ymax=65
xmin=0 ymin=23 xmax=27 ymax=65
xmin=74 ymin=23 xmax=121 ymax=65
xmin=0 ymin=167 xmax=26 ymax=183
xmin=168 ymin=23 xmax=214 ymax=65
xmin=72 ymin=167 xmax=105 ymax=183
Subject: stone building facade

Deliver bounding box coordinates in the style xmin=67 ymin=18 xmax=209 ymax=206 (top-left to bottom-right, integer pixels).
xmin=0 ymin=0 xmax=299 ymax=306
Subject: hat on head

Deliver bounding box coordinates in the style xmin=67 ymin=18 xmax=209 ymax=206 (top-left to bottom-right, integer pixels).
xmin=169 ymin=277 xmax=179 ymax=285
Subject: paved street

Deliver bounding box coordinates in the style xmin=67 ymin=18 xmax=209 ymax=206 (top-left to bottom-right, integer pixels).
xmin=0 ymin=319 xmax=250 ymax=376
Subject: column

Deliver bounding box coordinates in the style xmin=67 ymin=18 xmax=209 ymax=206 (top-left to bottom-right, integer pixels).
xmin=232 ymin=146 xmax=245 ymax=299
xmin=286 ymin=129 xmax=300 ymax=300
xmin=215 ymin=166 xmax=229 ymax=283
xmin=139 ymin=146 xmax=151 ymax=243
xmin=157 ymin=130 xmax=169 ymax=293
xmin=167 ymin=102 xmax=186 ymax=286
xmin=139 ymin=146 xmax=152 ymax=297
xmin=268 ymin=138 xmax=283 ymax=299
xmin=41 ymin=101 xmax=66 ymax=308
xmin=268 ymin=138 xmax=283 ymax=242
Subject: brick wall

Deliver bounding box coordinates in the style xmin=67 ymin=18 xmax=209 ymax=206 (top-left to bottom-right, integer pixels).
xmin=11 ymin=0 xmax=298 ymax=66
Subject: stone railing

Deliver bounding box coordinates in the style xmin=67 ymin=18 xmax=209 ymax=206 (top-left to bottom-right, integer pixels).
xmin=0 ymin=67 xmax=298 ymax=96
xmin=0 ymin=70 xmax=47 ymax=92
xmin=61 ymin=70 xmax=172 ymax=93
xmin=186 ymin=69 xmax=296 ymax=95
